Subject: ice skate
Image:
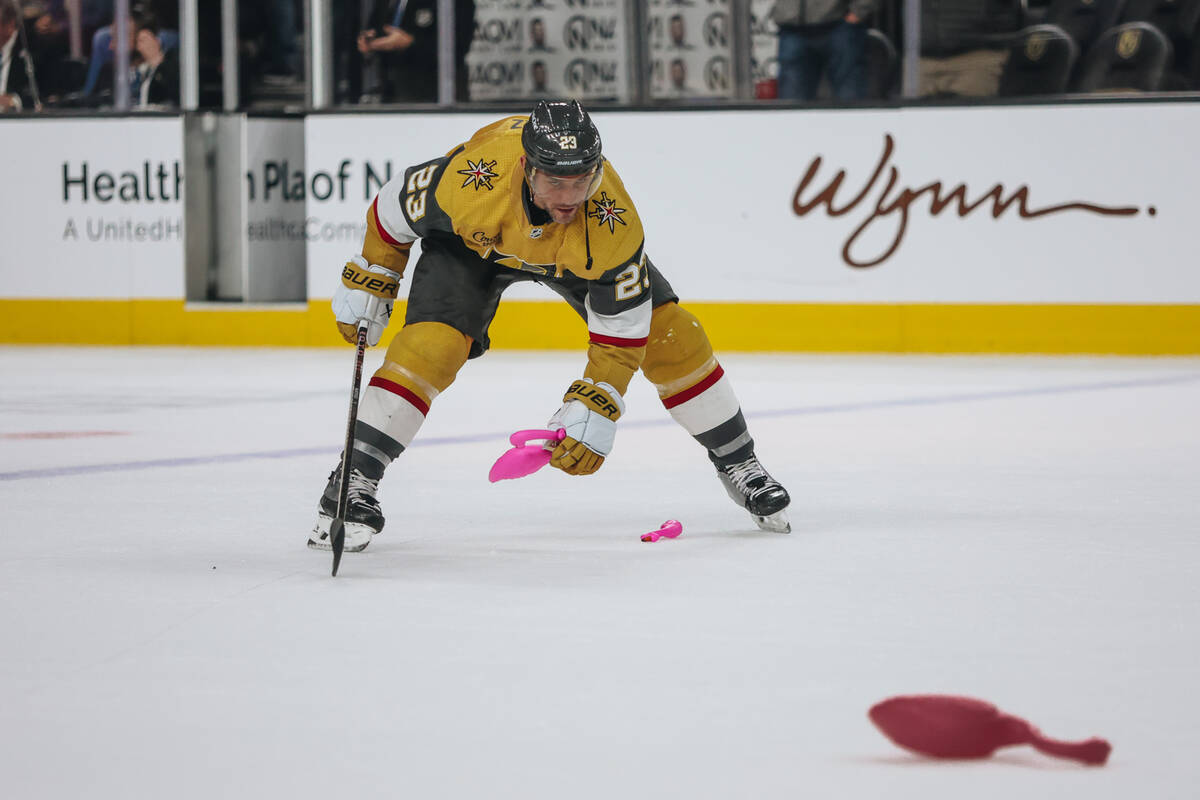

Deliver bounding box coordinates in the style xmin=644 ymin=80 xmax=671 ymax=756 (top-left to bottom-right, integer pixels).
xmin=715 ymin=455 xmax=791 ymax=533
xmin=307 ymin=468 xmax=385 ymax=552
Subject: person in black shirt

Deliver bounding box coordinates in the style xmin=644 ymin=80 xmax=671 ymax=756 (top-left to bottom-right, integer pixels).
xmin=128 ymin=9 xmax=178 ymax=106
xmin=358 ymin=0 xmax=475 ymax=102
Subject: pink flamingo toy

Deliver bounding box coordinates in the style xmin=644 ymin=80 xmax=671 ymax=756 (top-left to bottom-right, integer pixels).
xmin=640 ymin=520 xmax=683 ymax=542
xmin=869 ymin=694 xmax=1111 ymax=765
xmin=488 ymin=429 xmax=566 ymax=482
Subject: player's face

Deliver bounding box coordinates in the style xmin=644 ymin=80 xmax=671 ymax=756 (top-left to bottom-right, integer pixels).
xmin=528 ymin=167 xmax=598 ymax=224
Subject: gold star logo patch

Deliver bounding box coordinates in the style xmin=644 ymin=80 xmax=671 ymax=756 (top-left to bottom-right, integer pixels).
xmin=457 ymin=158 xmax=499 ymax=191
xmin=586 ymin=192 xmax=628 ymax=234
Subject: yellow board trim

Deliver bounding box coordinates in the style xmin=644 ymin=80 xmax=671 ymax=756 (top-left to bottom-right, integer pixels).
xmin=0 ymin=299 xmax=1198 ymax=354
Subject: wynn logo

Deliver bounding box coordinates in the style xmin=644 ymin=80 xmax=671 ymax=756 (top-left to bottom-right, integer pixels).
xmin=792 ymin=134 xmax=1147 ymax=268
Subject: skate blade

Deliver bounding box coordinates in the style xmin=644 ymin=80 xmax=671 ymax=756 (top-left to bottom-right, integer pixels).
xmin=307 ymin=535 xmax=372 ymax=553
xmin=753 ymin=509 xmax=791 ymax=533
xmin=308 ymin=518 xmax=373 ymax=552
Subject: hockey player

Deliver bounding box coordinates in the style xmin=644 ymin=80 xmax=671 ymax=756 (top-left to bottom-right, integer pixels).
xmin=309 ymin=100 xmax=790 ymax=553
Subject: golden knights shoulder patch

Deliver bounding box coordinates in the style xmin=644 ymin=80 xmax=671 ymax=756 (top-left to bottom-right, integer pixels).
xmin=457 ymin=158 xmax=500 ymax=191
xmin=586 ymin=191 xmax=628 ymax=233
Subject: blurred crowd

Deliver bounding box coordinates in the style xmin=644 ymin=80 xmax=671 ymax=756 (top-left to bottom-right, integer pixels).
xmin=1 ymin=0 xmax=1196 ymax=114
xmin=767 ymin=0 xmax=1200 ymax=101
xmin=0 ymin=0 xmax=181 ymax=110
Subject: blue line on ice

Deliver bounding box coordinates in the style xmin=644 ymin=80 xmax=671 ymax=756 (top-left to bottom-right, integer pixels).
xmin=1 ymin=372 xmax=1196 ymax=481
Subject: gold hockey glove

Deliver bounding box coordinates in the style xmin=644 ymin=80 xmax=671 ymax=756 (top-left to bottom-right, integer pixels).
xmin=332 ymin=256 xmax=401 ymax=345
xmin=547 ymin=379 xmax=624 ymax=476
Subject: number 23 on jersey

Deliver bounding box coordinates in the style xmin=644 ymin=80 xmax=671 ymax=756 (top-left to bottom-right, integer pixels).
xmin=405 ymin=165 xmax=438 ymax=221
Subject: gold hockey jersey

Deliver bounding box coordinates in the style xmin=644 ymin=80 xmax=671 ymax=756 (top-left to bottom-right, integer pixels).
xmin=363 ymin=115 xmax=656 ymax=392
xmin=371 ymin=115 xmax=646 ymax=283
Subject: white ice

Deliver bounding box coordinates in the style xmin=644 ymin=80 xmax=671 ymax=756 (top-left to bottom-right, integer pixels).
xmin=1 ymin=346 xmax=1198 ymax=799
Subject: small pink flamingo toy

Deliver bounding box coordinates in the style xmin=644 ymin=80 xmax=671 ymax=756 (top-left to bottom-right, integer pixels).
xmin=640 ymin=520 xmax=683 ymax=542
xmin=488 ymin=429 xmax=566 ymax=482
xmin=869 ymin=695 xmax=1111 ymax=765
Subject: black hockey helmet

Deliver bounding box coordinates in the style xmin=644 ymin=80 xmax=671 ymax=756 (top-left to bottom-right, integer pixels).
xmin=521 ymin=100 xmax=603 ymax=176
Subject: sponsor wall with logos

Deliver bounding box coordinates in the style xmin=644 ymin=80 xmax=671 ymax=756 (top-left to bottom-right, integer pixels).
xmin=468 ymin=0 xmax=631 ymax=101
xmin=749 ymin=0 xmax=778 ymax=89
xmin=0 ymin=118 xmax=185 ymax=300
xmin=645 ymin=0 xmax=781 ymax=99
xmin=2 ymin=104 xmax=1198 ymax=351
xmin=306 ymin=105 xmax=1198 ymax=304
xmin=464 ymin=0 xmax=777 ymax=102
xmin=646 ymin=0 xmax=735 ymax=100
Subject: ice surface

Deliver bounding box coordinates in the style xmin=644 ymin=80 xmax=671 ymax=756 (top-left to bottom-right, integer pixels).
xmin=2 ymin=346 xmax=1199 ymax=799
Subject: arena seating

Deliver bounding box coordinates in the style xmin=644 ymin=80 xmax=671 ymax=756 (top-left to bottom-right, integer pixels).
xmin=1076 ymin=20 xmax=1175 ymax=90
xmin=999 ymin=24 xmax=1080 ymax=94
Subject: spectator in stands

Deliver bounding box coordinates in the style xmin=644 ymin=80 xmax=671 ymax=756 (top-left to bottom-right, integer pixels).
xmin=920 ymin=0 xmax=1023 ymax=96
xmin=357 ymin=0 xmax=475 ymax=103
xmin=769 ymin=0 xmax=878 ymax=101
xmin=23 ymin=0 xmax=73 ymax=98
xmin=1 ymin=0 xmax=39 ymax=110
xmin=28 ymin=1 xmax=61 ymax=30
xmin=123 ymin=8 xmax=177 ymax=106
xmin=26 ymin=1 xmax=67 ymax=56
xmin=81 ymin=1 xmax=177 ymax=99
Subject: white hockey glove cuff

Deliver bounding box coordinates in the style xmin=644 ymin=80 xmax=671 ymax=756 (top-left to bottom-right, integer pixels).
xmin=547 ymin=379 xmax=624 ymax=476
xmin=332 ymin=256 xmax=401 ymax=346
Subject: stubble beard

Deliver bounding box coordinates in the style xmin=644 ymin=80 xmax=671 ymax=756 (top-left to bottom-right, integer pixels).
xmin=552 ymin=206 xmax=581 ymax=224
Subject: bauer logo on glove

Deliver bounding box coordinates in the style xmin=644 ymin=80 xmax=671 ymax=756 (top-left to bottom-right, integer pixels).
xmin=342 ymin=261 xmax=400 ymax=298
xmin=564 ymin=381 xmax=622 ymax=418
xmin=332 ymin=256 xmax=403 ymax=346
xmin=547 ymin=379 xmax=624 ymax=476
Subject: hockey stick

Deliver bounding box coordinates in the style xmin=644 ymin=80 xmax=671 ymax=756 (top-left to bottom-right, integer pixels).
xmin=330 ymin=319 xmax=371 ymax=577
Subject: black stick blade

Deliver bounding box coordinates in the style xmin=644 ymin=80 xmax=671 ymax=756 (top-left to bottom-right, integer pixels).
xmin=330 ymin=518 xmax=346 ymax=576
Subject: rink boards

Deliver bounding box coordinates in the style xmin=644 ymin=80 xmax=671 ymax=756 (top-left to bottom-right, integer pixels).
xmin=1 ymin=105 xmax=1198 ymax=353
